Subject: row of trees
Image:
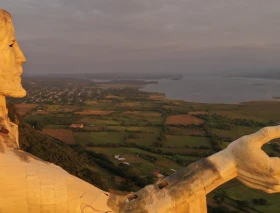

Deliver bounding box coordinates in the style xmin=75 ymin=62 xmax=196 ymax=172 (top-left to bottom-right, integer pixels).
xmin=87 ymin=142 xmax=213 ymax=158
xmin=196 ymin=114 xmax=275 ymax=130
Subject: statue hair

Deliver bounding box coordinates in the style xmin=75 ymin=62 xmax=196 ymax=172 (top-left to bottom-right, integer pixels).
xmin=0 ymin=9 xmax=11 ymax=24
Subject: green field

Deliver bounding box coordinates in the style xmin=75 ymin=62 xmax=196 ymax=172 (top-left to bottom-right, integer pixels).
xmin=76 ymin=117 xmax=121 ymax=126
xmin=126 ymin=133 xmax=159 ymax=146
xmin=211 ymin=126 xmax=262 ymax=141
xmin=73 ymin=132 xmax=129 ymax=145
xmin=168 ymin=127 xmax=206 ymax=136
xmin=164 ymin=135 xmax=212 ymax=148
xmin=44 ymin=124 xmax=69 ymax=129
xmin=88 ymin=147 xmax=181 ymax=174
xmin=106 ymin=126 xmax=161 ymax=133
xmin=112 ymin=113 xmax=163 ymax=126
xmin=210 ymin=179 xmax=280 ymax=213
xmin=25 ymin=115 xmax=46 ymax=121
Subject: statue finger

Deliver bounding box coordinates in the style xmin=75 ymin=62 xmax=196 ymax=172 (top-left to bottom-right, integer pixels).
xmin=238 ymin=173 xmax=280 ymax=191
xmin=238 ymin=170 xmax=280 ymax=185
xmin=237 ymin=176 xmax=279 ymax=194
xmin=245 ymin=126 xmax=280 ymax=147
xmin=269 ymin=157 xmax=280 ymax=176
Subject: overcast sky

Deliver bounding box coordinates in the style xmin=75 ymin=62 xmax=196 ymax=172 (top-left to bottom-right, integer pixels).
xmin=2 ymin=0 xmax=280 ymax=74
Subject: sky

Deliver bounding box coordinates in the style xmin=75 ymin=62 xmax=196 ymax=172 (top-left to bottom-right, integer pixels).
xmin=2 ymin=0 xmax=280 ymax=74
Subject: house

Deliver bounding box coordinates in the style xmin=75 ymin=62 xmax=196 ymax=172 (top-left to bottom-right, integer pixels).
xmin=122 ymin=162 xmax=130 ymax=165
xmin=114 ymin=155 xmax=126 ymax=161
xmin=153 ymin=171 xmax=164 ymax=178
xmin=117 ymin=158 xmax=126 ymax=161
xmin=70 ymin=124 xmax=84 ymax=129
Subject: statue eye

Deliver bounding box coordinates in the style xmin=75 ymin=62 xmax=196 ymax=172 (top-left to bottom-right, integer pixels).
xmin=9 ymin=40 xmax=16 ymax=47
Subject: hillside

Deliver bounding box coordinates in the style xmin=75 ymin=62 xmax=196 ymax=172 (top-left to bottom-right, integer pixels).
xmin=16 ymin=119 xmax=108 ymax=190
xmin=9 ymin=104 xmax=154 ymax=192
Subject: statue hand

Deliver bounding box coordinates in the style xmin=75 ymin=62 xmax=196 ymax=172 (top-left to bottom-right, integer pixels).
xmin=228 ymin=126 xmax=280 ymax=193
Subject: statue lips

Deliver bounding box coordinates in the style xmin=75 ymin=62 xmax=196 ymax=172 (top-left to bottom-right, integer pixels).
xmin=14 ymin=61 xmax=24 ymax=82
xmin=16 ymin=65 xmax=23 ymax=76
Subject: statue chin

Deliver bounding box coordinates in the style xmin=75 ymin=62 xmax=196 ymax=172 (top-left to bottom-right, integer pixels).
xmin=0 ymin=75 xmax=26 ymax=98
xmin=9 ymin=88 xmax=26 ymax=98
xmin=0 ymin=87 xmax=26 ymax=98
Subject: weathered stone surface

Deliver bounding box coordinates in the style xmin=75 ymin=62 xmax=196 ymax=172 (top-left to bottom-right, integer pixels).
xmin=0 ymin=9 xmax=26 ymax=99
xmin=0 ymin=8 xmax=280 ymax=213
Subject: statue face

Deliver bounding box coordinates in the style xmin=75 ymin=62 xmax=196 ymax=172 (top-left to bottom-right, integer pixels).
xmin=0 ymin=9 xmax=26 ymax=98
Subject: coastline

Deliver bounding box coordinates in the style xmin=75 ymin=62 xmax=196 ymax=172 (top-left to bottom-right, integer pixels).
xmin=139 ymin=76 xmax=280 ymax=104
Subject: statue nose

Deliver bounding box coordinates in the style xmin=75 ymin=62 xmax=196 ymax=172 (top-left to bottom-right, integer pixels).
xmin=16 ymin=51 xmax=27 ymax=64
xmin=13 ymin=42 xmax=27 ymax=64
xmin=17 ymin=57 xmax=27 ymax=64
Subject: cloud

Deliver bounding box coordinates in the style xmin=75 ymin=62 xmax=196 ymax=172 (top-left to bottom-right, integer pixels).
xmin=1 ymin=0 xmax=280 ymax=74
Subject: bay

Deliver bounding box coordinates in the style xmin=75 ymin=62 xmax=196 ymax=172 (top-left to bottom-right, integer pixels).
xmin=140 ymin=75 xmax=280 ymax=104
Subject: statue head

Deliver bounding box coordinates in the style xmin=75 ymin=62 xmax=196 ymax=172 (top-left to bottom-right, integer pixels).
xmin=0 ymin=9 xmax=26 ymax=98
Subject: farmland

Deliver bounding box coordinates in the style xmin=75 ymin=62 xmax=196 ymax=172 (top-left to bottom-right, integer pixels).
xmin=43 ymin=129 xmax=75 ymax=144
xmin=166 ymin=114 xmax=204 ymax=126
xmin=10 ymin=76 xmax=280 ymax=213
xmin=14 ymin=104 xmax=39 ymax=115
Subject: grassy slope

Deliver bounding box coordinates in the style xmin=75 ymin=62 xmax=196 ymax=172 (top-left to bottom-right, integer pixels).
xmin=18 ymin=121 xmax=109 ymax=190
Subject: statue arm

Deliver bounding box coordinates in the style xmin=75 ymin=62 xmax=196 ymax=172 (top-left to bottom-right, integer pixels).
xmin=109 ymin=157 xmax=231 ymax=213
xmin=109 ymin=126 xmax=280 ymax=212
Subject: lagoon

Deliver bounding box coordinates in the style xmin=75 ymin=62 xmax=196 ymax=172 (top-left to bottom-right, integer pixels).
xmin=141 ymin=75 xmax=280 ymax=104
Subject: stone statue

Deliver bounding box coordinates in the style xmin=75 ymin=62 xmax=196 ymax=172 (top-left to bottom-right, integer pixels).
xmin=0 ymin=8 xmax=280 ymax=213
